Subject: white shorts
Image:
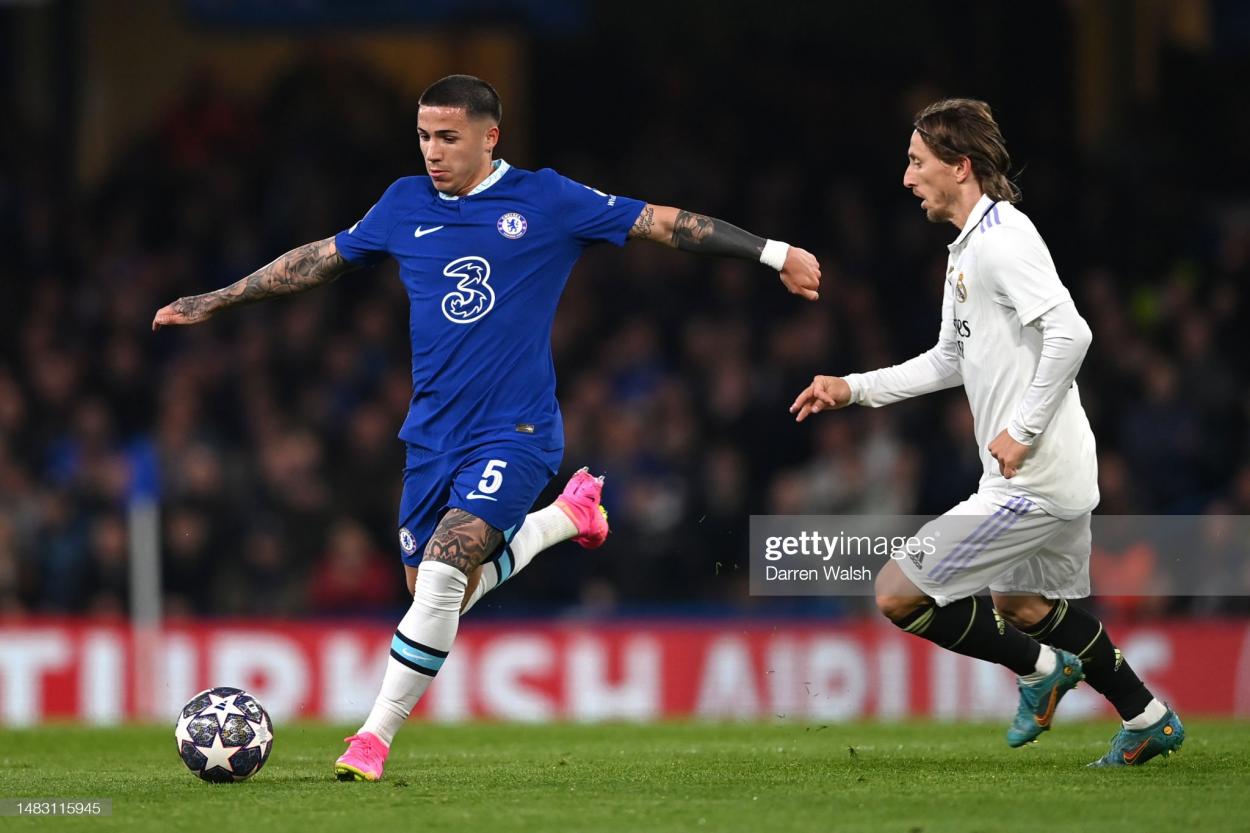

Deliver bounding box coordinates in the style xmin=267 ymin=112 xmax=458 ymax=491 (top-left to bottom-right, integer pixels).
xmin=896 ymin=490 xmax=1091 ymax=606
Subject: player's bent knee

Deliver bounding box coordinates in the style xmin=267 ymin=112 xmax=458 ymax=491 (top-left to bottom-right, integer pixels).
xmin=421 ymin=508 xmax=504 ymax=576
xmin=991 ymin=593 xmax=1053 ymax=629
xmin=876 ymin=593 xmax=928 ymax=622
xmin=874 ymin=560 xmax=927 ymax=622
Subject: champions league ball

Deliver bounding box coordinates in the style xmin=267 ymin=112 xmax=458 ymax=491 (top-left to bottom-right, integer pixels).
xmin=175 ymin=687 xmax=274 ymax=782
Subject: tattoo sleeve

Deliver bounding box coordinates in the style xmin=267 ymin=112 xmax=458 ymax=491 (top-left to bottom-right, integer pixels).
xmin=170 ymin=237 xmax=358 ymax=320
xmin=670 ymin=210 xmax=765 ymax=260
xmin=422 ymin=508 xmax=504 ymax=575
xmin=627 ymin=205 xmax=655 ymax=240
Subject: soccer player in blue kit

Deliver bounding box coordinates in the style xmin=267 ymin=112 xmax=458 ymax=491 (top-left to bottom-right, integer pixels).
xmin=152 ymin=75 xmax=821 ymax=781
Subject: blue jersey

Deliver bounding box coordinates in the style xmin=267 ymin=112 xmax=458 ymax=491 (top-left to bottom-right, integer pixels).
xmin=335 ymin=160 xmax=645 ymax=451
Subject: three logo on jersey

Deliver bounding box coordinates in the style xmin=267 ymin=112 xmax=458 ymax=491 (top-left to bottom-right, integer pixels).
xmin=441 ymin=257 xmax=495 ymax=323
xmin=415 ymin=214 xmax=529 ymax=324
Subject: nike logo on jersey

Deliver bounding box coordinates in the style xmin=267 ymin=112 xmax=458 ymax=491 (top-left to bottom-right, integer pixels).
xmin=465 ymin=491 xmax=499 ymax=501
xmin=414 ymin=225 xmax=444 ymax=238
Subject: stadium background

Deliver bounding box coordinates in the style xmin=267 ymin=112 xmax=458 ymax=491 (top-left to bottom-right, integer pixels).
xmin=2 ymin=0 xmax=1250 ymax=725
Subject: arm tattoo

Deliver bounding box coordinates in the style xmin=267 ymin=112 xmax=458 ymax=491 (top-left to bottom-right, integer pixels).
xmin=673 ymin=211 xmax=714 ymax=245
xmin=627 ymin=205 xmax=655 ymax=240
xmin=670 ymin=210 xmax=765 ymax=260
xmin=422 ymin=508 xmax=504 ymax=575
xmin=170 ymin=237 xmax=358 ymax=320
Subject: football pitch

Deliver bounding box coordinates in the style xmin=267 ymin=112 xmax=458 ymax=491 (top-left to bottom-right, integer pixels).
xmin=1 ymin=720 xmax=1246 ymax=832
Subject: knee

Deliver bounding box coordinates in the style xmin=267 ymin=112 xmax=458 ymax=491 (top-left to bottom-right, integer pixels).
xmin=411 ymin=559 xmax=469 ymax=612
xmin=993 ymin=595 xmax=1053 ymax=630
xmin=874 ymin=562 xmax=927 ymax=622
xmin=422 ymin=508 xmax=500 ymax=576
xmin=875 ymin=592 xmax=926 ymax=622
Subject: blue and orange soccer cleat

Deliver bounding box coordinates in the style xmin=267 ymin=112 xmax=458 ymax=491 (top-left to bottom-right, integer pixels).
xmin=1007 ymin=649 xmax=1084 ymax=747
xmin=554 ymin=467 xmax=609 ymax=549
xmin=334 ymin=731 xmax=389 ymax=782
xmin=1089 ymin=707 xmax=1185 ymax=767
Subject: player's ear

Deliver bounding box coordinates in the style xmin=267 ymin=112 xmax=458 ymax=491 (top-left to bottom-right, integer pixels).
xmin=484 ymin=123 xmax=500 ymax=152
xmin=954 ymin=156 xmax=973 ymax=184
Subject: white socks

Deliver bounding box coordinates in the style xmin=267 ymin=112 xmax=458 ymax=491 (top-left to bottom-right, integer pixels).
xmin=360 ymin=560 xmax=467 ymax=746
xmin=1123 ymin=698 xmax=1168 ymax=730
xmin=359 ymin=505 xmax=578 ymax=745
xmin=461 ymin=504 xmax=576 ymax=614
xmin=359 ymin=506 xmax=578 ymax=745
xmin=1018 ymin=644 xmax=1058 ymax=684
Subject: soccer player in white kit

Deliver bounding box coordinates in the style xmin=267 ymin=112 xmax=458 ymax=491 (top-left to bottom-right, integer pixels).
xmin=790 ymin=99 xmax=1184 ymax=766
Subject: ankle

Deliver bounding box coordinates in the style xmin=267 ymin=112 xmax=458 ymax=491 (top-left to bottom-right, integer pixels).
xmin=1123 ymin=698 xmax=1167 ymax=730
xmin=1018 ymin=645 xmax=1056 ymax=683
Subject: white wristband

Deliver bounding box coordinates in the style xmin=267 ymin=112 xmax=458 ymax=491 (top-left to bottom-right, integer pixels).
xmin=760 ymin=239 xmax=790 ymax=271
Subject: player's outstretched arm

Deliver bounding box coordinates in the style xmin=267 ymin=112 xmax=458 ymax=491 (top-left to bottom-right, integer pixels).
xmin=151 ymin=237 xmax=360 ymax=330
xmin=626 ymin=204 xmax=821 ymax=301
xmin=789 ymin=375 xmax=853 ymax=422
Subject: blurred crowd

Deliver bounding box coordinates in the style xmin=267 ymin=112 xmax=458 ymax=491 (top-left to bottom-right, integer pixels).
xmin=2 ymin=42 xmax=1249 ymax=620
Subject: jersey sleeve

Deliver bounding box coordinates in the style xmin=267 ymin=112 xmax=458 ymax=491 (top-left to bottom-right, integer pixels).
xmin=334 ymin=179 xmax=406 ymax=265
xmin=1007 ymin=300 xmax=1093 ymax=444
xmin=542 ymin=169 xmax=647 ymax=247
xmin=981 ymin=226 xmax=1072 ymax=326
xmin=844 ymin=280 xmax=963 ymax=406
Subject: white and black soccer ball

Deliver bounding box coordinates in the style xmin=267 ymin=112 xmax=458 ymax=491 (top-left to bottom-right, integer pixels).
xmin=175 ymin=687 xmax=274 ymax=782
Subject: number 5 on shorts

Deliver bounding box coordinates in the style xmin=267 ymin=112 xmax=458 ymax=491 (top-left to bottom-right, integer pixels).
xmin=477 ymin=459 xmax=508 ymax=495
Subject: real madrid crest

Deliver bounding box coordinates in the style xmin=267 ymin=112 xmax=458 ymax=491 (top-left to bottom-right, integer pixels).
xmin=955 ymin=272 xmax=968 ymax=303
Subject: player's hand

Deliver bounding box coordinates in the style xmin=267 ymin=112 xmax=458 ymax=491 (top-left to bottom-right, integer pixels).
xmin=780 ymin=246 xmax=821 ymax=301
xmin=988 ymin=429 xmax=1031 ymax=479
xmin=152 ymin=298 xmax=214 ymax=331
xmin=789 ymin=375 xmax=851 ymax=422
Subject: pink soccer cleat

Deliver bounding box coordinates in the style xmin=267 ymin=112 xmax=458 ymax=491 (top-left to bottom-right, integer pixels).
xmin=334 ymin=732 xmax=389 ymax=782
xmin=554 ymin=466 xmax=610 ymax=549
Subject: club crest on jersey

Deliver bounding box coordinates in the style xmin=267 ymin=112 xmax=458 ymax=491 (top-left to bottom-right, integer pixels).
xmin=398 ymin=527 xmax=417 ymax=555
xmin=497 ymin=212 xmax=527 ymax=239
xmin=955 ymin=272 xmax=968 ymax=303
xmin=441 ymin=256 xmax=496 ymax=324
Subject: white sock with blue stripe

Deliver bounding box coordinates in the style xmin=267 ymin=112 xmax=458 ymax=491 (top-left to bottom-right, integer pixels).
xmin=461 ymin=504 xmax=576 ymax=614
xmin=360 ymin=560 xmax=467 ymax=746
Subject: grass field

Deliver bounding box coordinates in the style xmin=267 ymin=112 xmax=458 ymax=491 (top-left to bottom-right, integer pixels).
xmin=1 ymin=720 xmax=1246 ymax=832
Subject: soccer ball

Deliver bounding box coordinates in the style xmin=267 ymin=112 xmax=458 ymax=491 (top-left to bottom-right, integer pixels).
xmin=174 ymin=687 xmax=274 ymax=782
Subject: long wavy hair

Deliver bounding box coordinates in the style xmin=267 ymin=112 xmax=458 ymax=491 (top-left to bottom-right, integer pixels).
xmin=914 ymin=99 xmax=1021 ymax=204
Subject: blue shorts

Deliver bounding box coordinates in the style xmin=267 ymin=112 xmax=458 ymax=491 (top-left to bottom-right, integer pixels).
xmin=396 ymin=437 xmax=563 ymax=567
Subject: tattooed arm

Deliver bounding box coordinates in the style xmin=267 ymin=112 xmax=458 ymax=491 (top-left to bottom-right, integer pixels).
xmin=626 ymin=204 xmax=822 ymax=300
xmin=151 ymin=237 xmax=359 ymax=330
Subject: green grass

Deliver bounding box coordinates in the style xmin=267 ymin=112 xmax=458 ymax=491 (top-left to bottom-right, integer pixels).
xmin=0 ymin=720 xmax=1245 ymax=832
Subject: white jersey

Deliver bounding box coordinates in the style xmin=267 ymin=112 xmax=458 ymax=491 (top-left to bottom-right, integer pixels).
xmin=846 ymin=194 xmax=1099 ymax=519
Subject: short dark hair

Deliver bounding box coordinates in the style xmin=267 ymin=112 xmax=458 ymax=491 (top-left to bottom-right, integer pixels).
xmin=914 ymin=98 xmax=1020 ymax=204
xmin=418 ymin=75 xmax=502 ymax=124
